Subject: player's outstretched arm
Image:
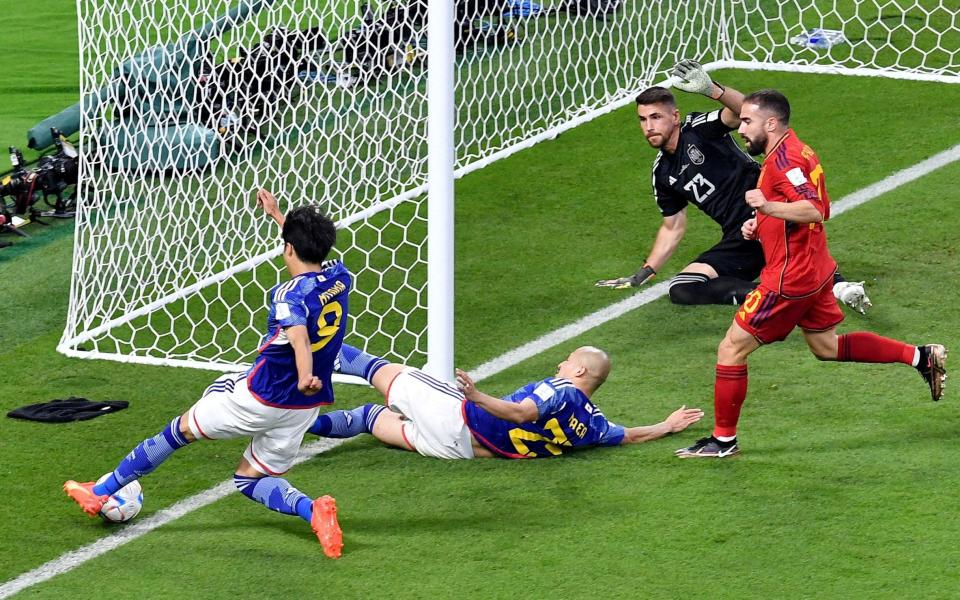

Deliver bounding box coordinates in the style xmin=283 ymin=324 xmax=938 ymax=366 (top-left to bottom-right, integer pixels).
xmin=671 ymin=59 xmax=745 ymax=128
xmin=595 ymin=212 xmax=686 ymax=289
xmin=257 ymin=188 xmax=286 ymax=229
xmin=620 ymin=405 xmax=703 ymax=445
xmin=456 ymin=368 xmax=538 ymax=424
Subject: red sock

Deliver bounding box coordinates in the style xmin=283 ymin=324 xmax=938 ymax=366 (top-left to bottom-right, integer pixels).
xmin=837 ymin=332 xmax=915 ymax=365
xmin=714 ymin=364 xmax=748 ymax=439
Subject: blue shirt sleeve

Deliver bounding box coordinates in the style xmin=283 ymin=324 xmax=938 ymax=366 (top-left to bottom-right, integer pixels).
xmin=524 ymin=379 xmax=575 ymax=419
xmin=272 ymin=285 xmax=308 ymax=328
xmin=595 ymin=420 xmax=626 ymax=447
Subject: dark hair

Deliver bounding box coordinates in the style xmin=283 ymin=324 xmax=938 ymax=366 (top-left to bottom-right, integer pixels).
xmin=282 ymin=205 xmax=337 ymax=265
xmin=635 ymin=86 xmax=676 ymax=107
xmin=743 ymin=89 xmax=790 ymax=125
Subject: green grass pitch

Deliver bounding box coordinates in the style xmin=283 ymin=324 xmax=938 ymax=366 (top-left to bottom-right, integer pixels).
xmin=2 ymin=1 xmax=960 ymax=598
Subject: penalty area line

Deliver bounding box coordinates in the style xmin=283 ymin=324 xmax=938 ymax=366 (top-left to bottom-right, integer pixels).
xmin=2 ymin=143 xmax=959 ymax=598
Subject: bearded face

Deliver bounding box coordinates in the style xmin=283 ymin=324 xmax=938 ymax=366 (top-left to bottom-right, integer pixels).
xmin=737 ymin=102 xmax=773 ymax=156
xmin=637 ymin=103 xmax=680 ymax=151
xmin=741 ymin=130 xmax=768 ymax=156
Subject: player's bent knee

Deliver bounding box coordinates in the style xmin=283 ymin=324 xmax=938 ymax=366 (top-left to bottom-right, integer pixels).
xmin=717 ymin=339 xmax=739 ymax=363
xmin=718 ymin=330 xmax=755 ymax=364
xmin=803 ymin=330 xmax=839 ymax=361
xmin=809 ymin=346 xmax=837 ymax=361
xmin=235 ymin=457 xmax=266 ymax=478
xmin=371 ymin=363 xmax=405 ymax=397
xmin=372 ymin=411 xmax=414 ymax=451
xmin=668 ymin=283 xmax=699 ymax=305
xmin=178 ymin=412 xmax=198 ymax=443
xmin=668 ymin=273 xmax=712 ymax=305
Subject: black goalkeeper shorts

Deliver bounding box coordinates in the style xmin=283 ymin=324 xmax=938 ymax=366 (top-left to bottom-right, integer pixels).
xmin=692 ymin=236 xmax=764 ymax=281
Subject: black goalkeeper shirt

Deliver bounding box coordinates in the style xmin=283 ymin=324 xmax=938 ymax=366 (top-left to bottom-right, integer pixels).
xmin=650 ymin=109 xmax=760 ymax=237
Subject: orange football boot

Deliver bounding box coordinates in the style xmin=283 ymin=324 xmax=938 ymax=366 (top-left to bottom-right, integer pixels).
xmin=311 ymin=495 xmax=343 ymax=558
xmin=63 ymin=480 xmax=108 ymax=517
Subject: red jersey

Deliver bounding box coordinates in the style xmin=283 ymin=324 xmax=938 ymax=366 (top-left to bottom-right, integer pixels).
xmin=755 ymin=129 xmax=837 ymax=298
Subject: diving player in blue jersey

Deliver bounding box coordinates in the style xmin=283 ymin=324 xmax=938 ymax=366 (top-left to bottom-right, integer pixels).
xmin=309 ymin=344 xmax=703 ymax=459
xmin=64 ymin=189 xmax=347 ymax=558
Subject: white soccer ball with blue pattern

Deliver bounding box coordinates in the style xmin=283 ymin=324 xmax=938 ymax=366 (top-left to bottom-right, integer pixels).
xmin=96 ymin=473 xmax=143 ymax=523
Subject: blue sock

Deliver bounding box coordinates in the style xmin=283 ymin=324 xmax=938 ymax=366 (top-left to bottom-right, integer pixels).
xmin=94 ymin=416 xmax=190 ymax=496
xmin=309 ymin=404 xmax=387 ymax=437
xmin=337 ymin=344 xmax=389 ymax=383
xmin=234 ymin=475 xmax=314 ymax=523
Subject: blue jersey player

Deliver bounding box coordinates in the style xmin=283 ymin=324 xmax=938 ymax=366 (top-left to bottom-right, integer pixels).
xmin=308 ymin=344 xmax=704 ymax=459
xmin=65 ymin=189 xmax=349 ymax=558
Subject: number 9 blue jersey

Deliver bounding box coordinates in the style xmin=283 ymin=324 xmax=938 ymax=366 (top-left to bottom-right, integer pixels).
xmin=246 ymin=260 xmax=351 ymax=408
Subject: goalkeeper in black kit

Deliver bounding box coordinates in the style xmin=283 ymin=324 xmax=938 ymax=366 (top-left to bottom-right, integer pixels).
xmin=596 ymin=60 xmax=871 ymax=313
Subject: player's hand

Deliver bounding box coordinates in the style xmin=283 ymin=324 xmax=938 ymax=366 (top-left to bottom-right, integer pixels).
xmin=834 ymin=281 xmax=873 ymax=315
xmin=671 ymin=59 xmax=715 ymax=97
xmin=455 ymin=368 xmax=477 ymax=398
xmin=745 ymin=189 xmax=769 ymax=214
xmin=595 ymin=265 xmax=656 ymax=289
xmin=298 ymin=375 xmax=323 ymax=396
xmin=741 ymin=217 xmax=758 ymax=240
xmin=595 ymin=276 xmax=636 ymax=289
xmin=256 ymin=189 xmax=282 ymax=219
xmin=665 ymin=405 xmax=704 ymax=433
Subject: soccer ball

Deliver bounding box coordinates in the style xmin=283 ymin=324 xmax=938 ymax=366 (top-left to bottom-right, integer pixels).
xmin=95 ymin=474 xmax=143 ymax=523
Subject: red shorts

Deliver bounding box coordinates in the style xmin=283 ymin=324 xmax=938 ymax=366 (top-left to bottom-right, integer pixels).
xmin=735 ymin=281 xmax=844 ymax=344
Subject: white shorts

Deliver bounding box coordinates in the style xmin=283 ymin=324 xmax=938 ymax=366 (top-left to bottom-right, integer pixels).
xmin=186 ymin=373 xmax=319 ymax=475
xmin=386 ymin=368 xmax=474 ymax=460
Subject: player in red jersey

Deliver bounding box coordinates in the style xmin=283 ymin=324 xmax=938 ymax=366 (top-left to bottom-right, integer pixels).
xmin=676 ymin=89 xmax=948 ymax=458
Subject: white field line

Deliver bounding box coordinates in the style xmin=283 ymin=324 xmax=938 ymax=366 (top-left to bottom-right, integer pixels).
xmin=830 ymin=143 xmax=960 ymax=217
xmin=2 ymin=143 xmax=958 ymax=598
xmin=0 ymin=438 xmax=345 ymax=599
xmin=470 ymin=281 xmax=671 ymax=381
xmin=471 ymin=142 xmax=960 ymax=379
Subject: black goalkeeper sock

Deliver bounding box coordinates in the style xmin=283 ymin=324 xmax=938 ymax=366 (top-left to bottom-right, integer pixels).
xmin=709 ymin=277 xmax=759 ymax=305
xmin=833 ymin=270 xmax=846 ymax=285
xmin=668 ymin=273 xmax=757 ymax=306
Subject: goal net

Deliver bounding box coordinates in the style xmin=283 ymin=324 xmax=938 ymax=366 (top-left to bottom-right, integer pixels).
xmin=59 ymin=0 xmax=958 ymax=374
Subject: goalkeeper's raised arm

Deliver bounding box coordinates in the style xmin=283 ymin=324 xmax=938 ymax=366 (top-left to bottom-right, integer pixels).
xmin=671 ymin=59 xmax=746 ymax=129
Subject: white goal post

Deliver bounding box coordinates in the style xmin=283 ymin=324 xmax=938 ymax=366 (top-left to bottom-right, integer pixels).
xmin=59 ymin=0 xmax=958 ymax=379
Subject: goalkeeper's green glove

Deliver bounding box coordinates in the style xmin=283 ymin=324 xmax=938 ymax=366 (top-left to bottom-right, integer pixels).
xmin=672 ymin=59 xmax=723 ymax=99
xmin=595 ymin=265 xmax=656 ymax=289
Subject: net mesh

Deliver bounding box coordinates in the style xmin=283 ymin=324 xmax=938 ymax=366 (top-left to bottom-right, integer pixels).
xmin=61 ymin=0 xmax=959 ymax=371
xmin=730 ymin=0 xmax=958 ymax=80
